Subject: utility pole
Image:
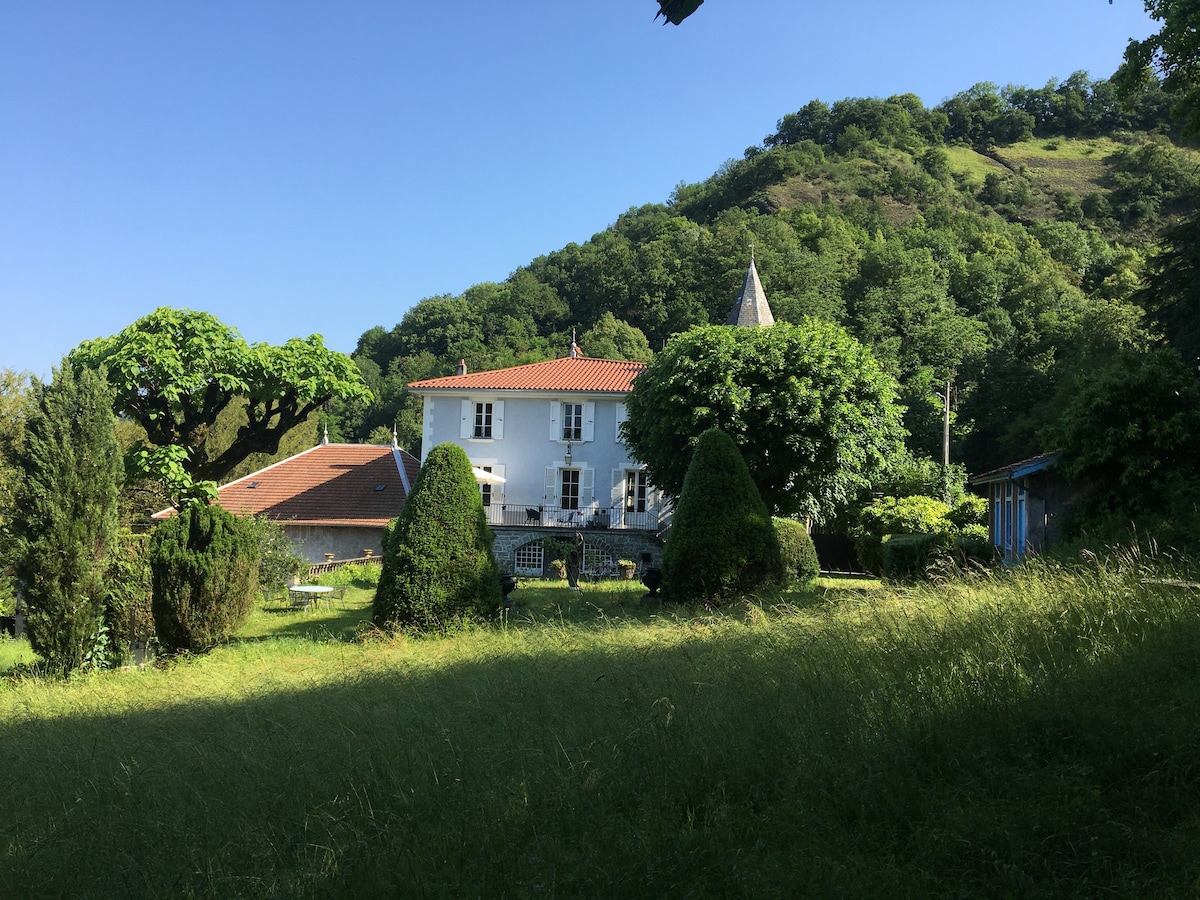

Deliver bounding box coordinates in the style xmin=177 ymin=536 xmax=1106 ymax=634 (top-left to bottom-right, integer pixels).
xmin=942 ymin=379 xmax=951 ymax=468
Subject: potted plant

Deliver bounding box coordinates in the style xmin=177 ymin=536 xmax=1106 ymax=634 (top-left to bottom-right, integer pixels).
xmin=542 ymin=537 xmax=575 ymax=580
xmin=617 ymin=559 xmax=637 ymax=580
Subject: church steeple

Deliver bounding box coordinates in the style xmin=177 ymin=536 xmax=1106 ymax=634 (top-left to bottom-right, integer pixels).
xmin=725 ymin=248 xmax=774 ymax=327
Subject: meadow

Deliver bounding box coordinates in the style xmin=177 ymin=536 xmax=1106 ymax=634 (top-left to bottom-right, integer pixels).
xmin=2 ymin=554 xmax=1199 ymax=898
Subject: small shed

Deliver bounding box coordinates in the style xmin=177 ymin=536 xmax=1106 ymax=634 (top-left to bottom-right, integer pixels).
xmin=970 ymin=451 xmax=1080 ymax=561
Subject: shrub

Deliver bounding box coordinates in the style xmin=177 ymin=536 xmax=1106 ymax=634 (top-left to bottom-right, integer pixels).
xmin=946 ymin=494 xmax=987 ymax=530
xmin=373 ymin=443 xmax=501 ymax=632
xmin=852 ymin=495 xmax=953 ymax=575
xmin=12 ymin=365 xmax=122 ymax=675
xmin=105 ymin=529 xmax=155 ymax=661
xmin=150 ymin=504 xmax=261 ymax=653
xmin=252 ymin=517 xmax=308 ymax=600
xmin=661 ymin=428 xmax=783 ymax=605
xmin=773 ymin=518 xmax=820 ymax=586
xmin=880 ymin=533 xmax=946 ymax=579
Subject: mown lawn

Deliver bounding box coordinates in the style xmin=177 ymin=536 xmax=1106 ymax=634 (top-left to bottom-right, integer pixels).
xmin=3 ymin=559 xmax=1199 ymax=898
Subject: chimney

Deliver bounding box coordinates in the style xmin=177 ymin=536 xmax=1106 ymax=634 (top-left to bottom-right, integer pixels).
xmin=456 ymin=358 xmax=467 ymax=376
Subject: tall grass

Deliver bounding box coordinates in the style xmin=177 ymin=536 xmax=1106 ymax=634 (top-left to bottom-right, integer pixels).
xmin=2 ymin=554 xmax=1199 ymax=897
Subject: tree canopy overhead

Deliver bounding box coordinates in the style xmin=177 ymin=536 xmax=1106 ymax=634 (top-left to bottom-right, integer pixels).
xmin=1116 ymin=0 xmax=1200 ymax=139
xmin=622 ymin=321 xmax=906 ymax=522
xmin=69 ymin=307 xmax=372 ymax=502
xmin=655 ymin=0 xmax=703 ymax=25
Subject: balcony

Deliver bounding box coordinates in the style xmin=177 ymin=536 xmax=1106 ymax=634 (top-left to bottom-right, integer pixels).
xmin=481 ymin=502 xmax=667 ymax=532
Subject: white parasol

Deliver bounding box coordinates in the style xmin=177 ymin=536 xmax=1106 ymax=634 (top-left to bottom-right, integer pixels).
xmin=471 ymin=466 xmax=506 ymax=484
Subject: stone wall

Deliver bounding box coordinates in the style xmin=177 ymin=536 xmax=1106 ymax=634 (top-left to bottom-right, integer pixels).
xmin=283 ymin=524 xmax=385 ymax=563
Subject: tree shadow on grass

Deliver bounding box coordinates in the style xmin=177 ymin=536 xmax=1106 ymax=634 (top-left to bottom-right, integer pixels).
xmin=3 ymin=593 xmax=1200 ymax=898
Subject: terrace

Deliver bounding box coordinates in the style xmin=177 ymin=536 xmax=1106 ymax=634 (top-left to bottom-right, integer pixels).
xmin=480 ymin=501 xmax=668 ymax=532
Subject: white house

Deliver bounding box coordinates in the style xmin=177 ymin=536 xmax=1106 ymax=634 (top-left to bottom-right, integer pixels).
xmin=407 ymin=349 xmax=667 ymax=536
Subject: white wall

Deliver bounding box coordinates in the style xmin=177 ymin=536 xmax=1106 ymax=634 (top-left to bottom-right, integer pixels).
xmin=421 ymin=393 xmax=656 ymax=515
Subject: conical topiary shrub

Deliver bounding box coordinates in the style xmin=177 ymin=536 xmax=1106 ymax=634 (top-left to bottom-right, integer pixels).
xmin=373 ymin=443 xmax=501 ymax=632
xmin=661 ymin=427 xmax=783 ymax=605
xmin=149 ymin=503 xmax=261 ymax=653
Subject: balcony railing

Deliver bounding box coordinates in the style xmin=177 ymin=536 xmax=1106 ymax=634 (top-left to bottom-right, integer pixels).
xmin=482 ymin=502 xmax=666 ymax=532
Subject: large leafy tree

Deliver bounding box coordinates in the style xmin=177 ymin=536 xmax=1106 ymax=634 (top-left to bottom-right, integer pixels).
xmin=69 ymin=307 xmax=372 ymax=504
xmin=1116 ymin=1 xmax=1200 ymax=370
xmin=1044 ymin=347 xmax=1200 ymax=523
xmin=622 ymin=321 xmax=906 ymax=522
xmin=12 ymin=365 xmax=122 ymax=674
xmin=1116 ymin=0 xmax=1200 ymax=140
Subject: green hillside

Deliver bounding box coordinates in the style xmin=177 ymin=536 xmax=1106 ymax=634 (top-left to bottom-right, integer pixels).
xmin=326 ymin=73 xmax=1199 ymax=534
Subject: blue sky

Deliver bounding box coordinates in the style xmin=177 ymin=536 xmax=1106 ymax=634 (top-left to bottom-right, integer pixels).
xmin=0 ymin=0 xmax=1157 ymax=379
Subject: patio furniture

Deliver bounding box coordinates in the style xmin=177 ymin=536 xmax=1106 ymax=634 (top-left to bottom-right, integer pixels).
xmin=288 ymin=584 xmax=335 ymax=610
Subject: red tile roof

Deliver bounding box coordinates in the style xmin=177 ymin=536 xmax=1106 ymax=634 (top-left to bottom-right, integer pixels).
xmin=154 ymin=443 xmax=419 ymax=527
xmin=408 ymin=356 xmax=645 ymax=393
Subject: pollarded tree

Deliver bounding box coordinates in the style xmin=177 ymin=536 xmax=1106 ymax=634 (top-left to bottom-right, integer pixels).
xmin=661 ymin=427 xmax=783 ymax=605
xmin=69 ymin=307 xmax=373 ymax=505
xmin=622 ymin=321 xmax=906 ymax=523
xmin=373 ymin=443 xmax=501 ymax=632
xmin=12 ymin=364 xmax=122 ymax=675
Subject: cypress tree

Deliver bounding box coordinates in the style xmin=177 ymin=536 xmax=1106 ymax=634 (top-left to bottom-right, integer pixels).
xmin=373 ymin=442 xmax=501 ymax=632
xmin=13 ymin=364 xmax=122 ymax=675
xmin=661 ymin=427 xmax=783 ymax=605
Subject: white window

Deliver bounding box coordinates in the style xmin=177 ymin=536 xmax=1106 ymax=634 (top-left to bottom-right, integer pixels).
xmin=474 ymin=402 xmax=492 ymax=439
xmin=461 ymin=399 xmax=504 ymax=440
xmin=562 ymin=403 xmax=583 ymax=442
xmin=549 ymin=400 xmax=595 ymax=443
xmin=561 ymin=469 xmax=581 ymax=510
xmin=514 ymin=541 xmax=544 ymax=576
xmin=479 ymin=466 xmax=494 ymax=507
xmin=625 ymin=470 xmax=649 ymax=513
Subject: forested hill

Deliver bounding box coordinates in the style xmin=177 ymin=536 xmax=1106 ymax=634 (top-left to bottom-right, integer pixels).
xmin=331 ymin=73 xmax=1198 ymax=478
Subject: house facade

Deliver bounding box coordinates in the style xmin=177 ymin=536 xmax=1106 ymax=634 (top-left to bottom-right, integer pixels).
xmin=407 ymin=350 xmax=667 ymax=576
xmin=970 ymin=451 xmax=1080 ymax=561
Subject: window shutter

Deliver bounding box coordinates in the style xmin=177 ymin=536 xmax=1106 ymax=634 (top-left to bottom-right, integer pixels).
xmin=611 ymin=469 xmax=624 ymax=506
xmin=492 ymin=464 xmax=505 ymax=505
xmin=492 ymin=400 xmax=504 ymax=439
xmin=549 ymin=401 xmax=560 ymax=441
xmin=582 ymin=401 xmax=595 ymax=442
xmin=581 ymin=467 xmax=594 ymax=504
xmin=460 ymin=400 xmax=472 ymax=439
xmin=615 ymin=402 xmax=628 ymax=443
xmin=544 ymin=467 xmax=558 ymax=503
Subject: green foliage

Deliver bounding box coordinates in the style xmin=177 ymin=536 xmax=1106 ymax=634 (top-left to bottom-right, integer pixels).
xmin=624 ymin=322 xmax=905 ymax=522
xmin=852 ymin=495 xmax=955 ymax=576
xmin=857 ymin=494 xmax=994 ymax=579
xmin=150 ymin=504 xmax=261 ymax=653
xmin=773 ymin=518 xmax=820 ymax=586
xmin=105 ymin=529 xmax=155 ymax=659
xmin=12 ymin=364 xmax=122 ymax=675
xmin=373 ymin=443 xmax=501 ymax=632
xmin=661 ymin=428 xmax=783 ymax=605
xmin=0 ymin=367 xmax=30 ymax=551
xmin=1116 ymin=0 xmax=1200 ymax=139
xmin=69 ymin=307 xmax=372 ymax=503
xmin=252 ymin=517 xmax=309 ymax=599
xmin=880 ymin=533 xmax=945 ymax=579
xmin=578 ymin=312 xmax=653 ymax=362
xmin=1045 ymin=347 xmax=1200 ymax=533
